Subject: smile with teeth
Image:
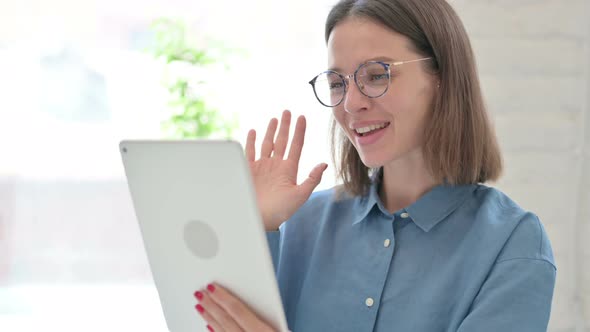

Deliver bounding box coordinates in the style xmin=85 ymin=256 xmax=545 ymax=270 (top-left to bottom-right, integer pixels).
xmin=354 ymin=122 xmax=390 ymax=136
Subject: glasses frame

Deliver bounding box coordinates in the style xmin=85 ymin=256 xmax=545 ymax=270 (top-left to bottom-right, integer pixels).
xmin=308 ymin=57 xmax=433 ymax=107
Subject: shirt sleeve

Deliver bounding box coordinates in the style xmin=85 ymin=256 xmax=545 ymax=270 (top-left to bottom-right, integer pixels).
xmin=266 ymin=230 xmax=281 ymax=273
xmin=457 ymin=211 xmax=557 ymax=332
xmin=457 ymin=258 xmax=556 ymax=332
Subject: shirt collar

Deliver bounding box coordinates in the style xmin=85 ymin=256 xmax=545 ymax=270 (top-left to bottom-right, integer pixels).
xmin=351 ymin=171 xmax=477 ymax=232
xmin=351 ymin=178 xmax=382 ymax=225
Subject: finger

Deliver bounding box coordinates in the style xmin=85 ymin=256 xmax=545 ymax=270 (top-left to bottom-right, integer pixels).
xmin=299 ymin=163 xmax=328 ymax=196
xmin=245 ymin=129 xmax=256 ymax=163
xmin=207 ymin=283 xmax=271 ymax=332
xmin=194 ymin=291 xmax=223 ymax=332
xmin=261 ymin=118 xmax=278 ymax=158
xmin=197 ymin=308 xmax=223 ymax=332
xmin=198 ymin=290 xmax=243 ymax=332
xmin=272 ymin=110 xmax=291 ymax=158
xmin=287 ymin=115 xmax=306 ymax=165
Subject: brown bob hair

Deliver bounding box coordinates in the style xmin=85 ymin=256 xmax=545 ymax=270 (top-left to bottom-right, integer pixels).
xmin=327 ymin=0 xmax=503 ymax=196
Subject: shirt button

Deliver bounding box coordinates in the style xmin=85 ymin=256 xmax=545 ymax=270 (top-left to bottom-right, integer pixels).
xmin=365 ymin=297 xmax=374 ymax=307
xmin=401 ymin=212 xmax=409 ymax=218
xmin=383 ymin=239 xmax=391 ymax=248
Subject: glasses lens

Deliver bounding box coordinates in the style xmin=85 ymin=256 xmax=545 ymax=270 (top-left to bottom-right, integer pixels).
xmin=356 ymin=62 xmax=390 ymax=98
xmin=312 ymin=71 xmax=345 ymax=107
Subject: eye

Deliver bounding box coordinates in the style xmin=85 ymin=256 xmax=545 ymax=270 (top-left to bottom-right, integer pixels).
xmin=329 ymin=81 xmax=345 ymax=89
xmin=370 ymin=73 xmax=389 ymax=81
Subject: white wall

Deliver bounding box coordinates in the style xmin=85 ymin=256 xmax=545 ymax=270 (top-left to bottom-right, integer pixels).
xmin=449 ymin=1 xmax=590 ymax=330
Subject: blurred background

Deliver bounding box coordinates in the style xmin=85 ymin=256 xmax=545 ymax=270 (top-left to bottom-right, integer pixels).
xmin=0 ymin=0 xmax=588 ymax=331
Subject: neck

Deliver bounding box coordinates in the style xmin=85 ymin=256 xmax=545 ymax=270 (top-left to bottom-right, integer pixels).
xmin=379 ymin=149 xmax=439 ymax=213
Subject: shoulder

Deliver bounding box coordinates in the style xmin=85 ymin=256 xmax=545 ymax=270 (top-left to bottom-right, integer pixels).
xmin=289 ymin=186 xmax=353 ymax=219
xmin=469 ymin=185 xmax=555 ymax=268
xmin=280 ymin=185 xmax=358 ymax=231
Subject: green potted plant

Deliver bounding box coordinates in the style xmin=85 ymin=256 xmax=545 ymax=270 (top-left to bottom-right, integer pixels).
xmin=149 ymin=18 xmax=238 ymax=139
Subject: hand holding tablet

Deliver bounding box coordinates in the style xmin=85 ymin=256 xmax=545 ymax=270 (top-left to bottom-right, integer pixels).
xmin=120 ymin=111 xmax=322 ymax=332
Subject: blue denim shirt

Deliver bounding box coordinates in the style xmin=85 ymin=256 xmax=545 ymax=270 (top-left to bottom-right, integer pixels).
xmin=266 ymin=181 xmax=556 ymax=332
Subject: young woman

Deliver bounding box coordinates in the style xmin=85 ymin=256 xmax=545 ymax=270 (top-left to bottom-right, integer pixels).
xmin=192 ymin=0 xmax=556 ymax=331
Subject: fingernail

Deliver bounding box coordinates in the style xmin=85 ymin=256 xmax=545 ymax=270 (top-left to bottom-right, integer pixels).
xmin=207 ymin=284 xmax=216 ymax=293
xmin=195 ymin=304 xmax=205 ymax=313
xmin=207 ymin=325 xmax=214 ymax=332
xmin=194 ymin=291 xmax=203 ymax=300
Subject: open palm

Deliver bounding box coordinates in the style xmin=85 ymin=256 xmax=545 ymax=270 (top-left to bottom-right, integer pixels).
xmin=245 ymin=110 xmax=328 ymax=231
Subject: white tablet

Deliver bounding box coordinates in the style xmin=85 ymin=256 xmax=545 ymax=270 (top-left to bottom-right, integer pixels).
xmin=119 ymin=140 xmax=288 ymax=332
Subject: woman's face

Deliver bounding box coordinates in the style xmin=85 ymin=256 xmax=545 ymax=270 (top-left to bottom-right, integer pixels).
xmin=328 ymin=17 xmax=438 ymax=168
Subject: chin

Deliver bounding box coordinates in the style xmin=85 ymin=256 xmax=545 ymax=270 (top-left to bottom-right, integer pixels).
xmin=358 ymin=154 xmax=389 ymax=169
xmin=358 ymin=149 xmax=408 ymax=169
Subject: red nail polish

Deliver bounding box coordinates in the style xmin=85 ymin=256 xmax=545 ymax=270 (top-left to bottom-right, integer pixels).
xmin=207 ymin=284 xmax=216 ymax=293
xmin=207 ymin=325 xmax=214 ymax=332
xmin=195 ymin=304 xmax=205 ymax=313
xmin=194 ymin=291 xmax=203 ymax=300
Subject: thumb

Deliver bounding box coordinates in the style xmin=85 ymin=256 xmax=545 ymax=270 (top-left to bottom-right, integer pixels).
xmin=299 ymin=163 xmax=328 ymax=195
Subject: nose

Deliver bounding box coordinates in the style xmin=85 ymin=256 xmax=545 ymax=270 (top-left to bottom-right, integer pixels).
xmin=342 ymin=75 xmax=370 ymax=114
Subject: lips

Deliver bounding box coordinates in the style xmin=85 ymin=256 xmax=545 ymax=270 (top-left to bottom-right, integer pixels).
xmin=348 ymin=121 xmax=391 ymax=146
xmin=352 ymin=122 xmax=390 ymax=137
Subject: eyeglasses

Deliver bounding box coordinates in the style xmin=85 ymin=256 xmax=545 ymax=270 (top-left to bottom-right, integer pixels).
xmin=308 ymin=57 xmax=433 ymax=107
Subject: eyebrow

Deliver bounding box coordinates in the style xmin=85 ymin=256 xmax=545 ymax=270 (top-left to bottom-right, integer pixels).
xmin=328 ymin=56 xmax=397 ymax=72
